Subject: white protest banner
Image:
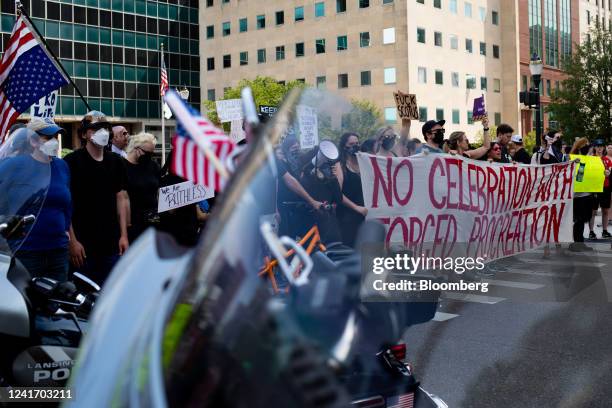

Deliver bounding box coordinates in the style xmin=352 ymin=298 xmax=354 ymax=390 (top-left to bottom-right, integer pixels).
xmin=215 ymin=99 xmax=243 ymax=123
xmin=297 ymin=105 xmax=318 ymax=149
xmin=356 ymin=153 xmax=575 ymax=261
xmin=30 ymin=91 xmax=58 ymax=120
xmin=229 ymin=119 xmax=246 ymax=143
xmin=158 ymin=181 xmax=215 ymax=213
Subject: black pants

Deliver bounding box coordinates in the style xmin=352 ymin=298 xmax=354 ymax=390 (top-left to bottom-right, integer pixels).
xmin=573 ymin=195 xmax=594 ymax=242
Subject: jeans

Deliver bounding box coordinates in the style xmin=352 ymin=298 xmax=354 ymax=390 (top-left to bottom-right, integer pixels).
xmin=73 ymin=254 xmax=119 ymax=287
xmin=16 ymin=248 xmax=69 ymax=282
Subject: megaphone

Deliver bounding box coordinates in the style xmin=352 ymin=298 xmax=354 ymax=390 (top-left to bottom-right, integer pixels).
xmin=311 ymin=140 xmax=339 ymax=167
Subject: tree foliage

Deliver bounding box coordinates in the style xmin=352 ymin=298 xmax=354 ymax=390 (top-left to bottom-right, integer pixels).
xmin=547 ymin=23 xmax=612 ymax=142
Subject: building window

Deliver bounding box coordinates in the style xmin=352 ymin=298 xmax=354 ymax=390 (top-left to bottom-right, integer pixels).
xmin=416 ymin=0 xmax=424 ymax=4
xmin=337 ymin=35 xmax=348 ymax=51
xmin=493 ymin=44 xmax=500 ymax=58
xmin=435 ymin=70 xmax=443 ymax=85
xmin=360 ymin=32 xmax=370 ymax=47
xmin=434 ymin=31 xmax=442 ymax=46
xmin=315 ymin=2 xmax=325 ymax=17
xmin=338 ymin=73 xmax=349 ymax=88
xmin=451 ymin=72 xmax=459 ymax=87
xmin=466 ymin=74 xmax=476 ymax=89
xmin=384 ymin=67 xmax=396 ymax=84
xmin=522 ymin=75 xmax=528 ymax=91
xmin=434 ymin=0 xmax=441 ymax=8
xmin=383 ymin=27 xmax=396 ymax=44
xmin=492 ymin=10 xmax=499 ymax=25
xmin=207 ymin=89 xmax=216 ymax=101
xmin=206 ymin=25 xmax=214 ymax=39
xmin=560 ymin=0 xmax=571 ymax=60
xmin=316 ymin=75 xmax=326 ymax=89
xmin=419 ymin=107 xmax=428 ymax=122
xmin=257 ymin=48 xmax=266 ymax=63
xmin=436 ymin=108 xmax=444 ymax=121
xmin=494 ymin=112 xmax=501 ymax=125
xmin=223 ymin=54 xmax=231 ymax=68
xmin=466 ymin=38 xmax=473 ymax=53
xmin=257 ymin=14 xmax=265 ymax=29
xmin=361 ymin=70 xmax=371 ymax=85
xmin=240 ymin=51 xmax=248 ymax=65
xmin=295 ymin=42 xmax=305 ymax=57
xmin=207 ymin=57 xmax=214 ymax=71
xmin=316 ymin=38 xmax=326 ymax=53
xmin=276 ymin=11 xmax=284 ymax=25
xmin=417 ymin=28 xmax=426 ymax=43
xmin=480 ymin=76 xmax=487 ymax=90
xmin=383 ymin=0 xmax=393 ymax=4
xmin=465 ymin=2 xmax=472 ymax=18
xmin=480 ymin=42 xmax=486 ymax=56
xmin=276 ymin=45 xmax=285 ymax=60
xmin=239 ymin=18 xmax=247 ymax=32
xmin=529 ymin=0 xmax=543 ymax=62
xmin=544 ymin=0 xmax=559 ymax=67
xmin=452 ymin=109 xmax=460 ymax=124
xmin=384 ymin=107 xmax=397 ymax=123
xmin=222 ymin=21 xmax=230 ymax=36
xmin=546 ymin=79 xmax=552 ymax=96
xmin=337 ymin=0 xmax=347 ymax=12
xmin=479 ymin=6 xmax=486 ymax=22
xmin=295 ymin=6 xmax=304 ymax=21
xmin=493 ymin=78 xmax=501 ymax=92
xmin=206 ymin=0 xmax=213 ymax=7
xmin=450 ymin=34 xmax=458 ymax=50
xmin=467 ymin=111 xmax=473 ymax=124
xmin=418 ymin=67 xmax=427 ymax=83
xmin=450 ymin=0 xmax=457 ymax=13
xmin=359 ymin=0 xmax=369 ymax=8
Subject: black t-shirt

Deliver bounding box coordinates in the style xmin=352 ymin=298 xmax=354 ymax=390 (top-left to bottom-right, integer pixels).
xmin=513 ymin=148 xmax=531 ymax=165
xmin=124 ymin=159 xmax=161 ymax=229
xmin=64 ymin=148 xmax=127 ymax=256
xmin=277 ymin=159 xmax=301 ymax=206
xmin=499 ymin=144 xmax=512 ymax=163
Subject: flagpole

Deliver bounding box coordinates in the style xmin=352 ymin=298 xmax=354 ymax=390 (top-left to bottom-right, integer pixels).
xmin=160 ymin=43 xmax=166 ymax=166
xmin=15 ymin=1 xmax=91 ymax=112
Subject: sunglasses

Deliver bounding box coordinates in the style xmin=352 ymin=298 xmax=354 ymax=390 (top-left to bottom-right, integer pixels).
xmin=492 ymin=147 xmax=501 ymax=151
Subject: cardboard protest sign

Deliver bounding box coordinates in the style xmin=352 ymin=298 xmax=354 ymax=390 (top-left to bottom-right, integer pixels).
xmin=229 ymin=119 xmax=246 ymax=143
xmin=215 ymin=99 xmax=243 ymax=123
xmin=30 ymin=91 xmax=58 ymax=120
xmin=158 ymin=181 xmax=215 ymax=213
xmin=297 ymin=105 xmax=318 ymax=149
xmin=472 ymin=95 xmax=486 ymax=122
xmin=570 ymin=155 xmax=605 ymax=193
xmin=393 ymin=90 xmax=419 ymax=120
xmin=357 ymin=153 xmax=575 ymax=261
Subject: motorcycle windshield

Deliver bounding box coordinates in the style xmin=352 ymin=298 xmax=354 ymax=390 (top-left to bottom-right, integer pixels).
xmin=0 ymin=128 xmax=51 ymax=256
xmin=161 ymin=88 xmax=396 ymax=406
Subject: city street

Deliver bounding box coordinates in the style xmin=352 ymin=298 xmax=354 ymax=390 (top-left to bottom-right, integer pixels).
xmin=404 ymin=217 xmax=612 ymax=407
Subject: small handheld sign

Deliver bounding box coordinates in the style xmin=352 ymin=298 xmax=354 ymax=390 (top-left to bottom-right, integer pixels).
xmin=393 ymin=90 xmax=419 ymax=120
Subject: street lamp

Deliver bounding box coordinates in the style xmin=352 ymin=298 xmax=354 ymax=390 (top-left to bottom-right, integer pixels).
xmin=529 ymin=54 xmax=544 ymax=147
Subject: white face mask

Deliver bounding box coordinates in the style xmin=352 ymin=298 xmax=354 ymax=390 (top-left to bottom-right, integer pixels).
xmin=91 ymin=128 xmax=109 ymax=147
xmin=40 ymin=138 xmax=59 ymax=157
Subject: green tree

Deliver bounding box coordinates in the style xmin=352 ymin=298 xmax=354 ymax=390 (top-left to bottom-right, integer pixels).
xmin=317 ymin=99 xmax=384 ymax=143
xmin=547 ymin=22 xmax=612 ymax=142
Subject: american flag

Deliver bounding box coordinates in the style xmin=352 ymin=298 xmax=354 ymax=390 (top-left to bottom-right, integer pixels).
xmin=160 ymin=50 xmax=169 ymax=96
xmin=0 ymin=16 xmax=68 ymax=143
xmin=387 ymin=392 xmax=415 ymax=408
xmin=164 ymin=90 xmax=235 ymax=191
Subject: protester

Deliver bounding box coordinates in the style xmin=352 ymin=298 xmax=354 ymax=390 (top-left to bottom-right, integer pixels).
xmin=507 ymin=141 xmax=517 ymax=158
xmin=360 ymin=138 xmax=377 ymax=154
xmin=495 ymin=124 xmax=514 ymax=163
xmin=589 ymin=139 xmax=611 ymax=239
xmin=111 ymin=126 xmax=128 ymax=158
xmin=419 ymin=120 xmax=445 ymax=153
xmin=124 ymin=132 xmax=161 ymax=243
xmin=540 ymin=130 xmax=564 ymax=164
xmin=0 ymin=124 xmax=71 ymax=282
xmin=569 ymin=137 xmax=594 ymax=251
xmin=64 ymin=111 xmax=130 ymax=284
xmin=447 ymin=116 xmax=491 ymax=159
xmin=374 ymin=127 xmax=398 ymax=157
xmin=510 ymin=134 xmax=531 ymax=164
xmin=335 ymin=132 xmax=367 ymax=247
xmin=486 ymin=142 xmax=503 ymax=163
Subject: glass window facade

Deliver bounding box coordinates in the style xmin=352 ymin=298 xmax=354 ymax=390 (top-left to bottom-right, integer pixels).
xmin=544 ymin=0 xmax=558 ymax=67
xmin=560 ymin=0 xmax=571 ymax=60
xmin=529 ymin=0 xmax=543 ymax=59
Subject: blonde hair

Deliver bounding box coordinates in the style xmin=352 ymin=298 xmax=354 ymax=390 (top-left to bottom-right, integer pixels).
xmin=448 ymin=131 xmax=466 ymax=151
xmin=126 ymin=132 xmax=157 ymax=153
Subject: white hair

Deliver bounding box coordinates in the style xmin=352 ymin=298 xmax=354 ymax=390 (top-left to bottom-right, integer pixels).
xmin=126 ymin=132 xmax=157 ymax=153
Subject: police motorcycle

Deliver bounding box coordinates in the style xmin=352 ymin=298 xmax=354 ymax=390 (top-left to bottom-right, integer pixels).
xmin=67 ymin=88 xmax=446 ymax=407
xmin=0 ymin=128 xmax=98 ymax=388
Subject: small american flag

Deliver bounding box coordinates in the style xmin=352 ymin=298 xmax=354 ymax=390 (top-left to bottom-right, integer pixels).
xmin=160 ymin=49 xmax=169 ymax=96
xmin=164 ymin=90 xmax=235 ymax=192
xmin=387 ymin=392 xmax=415 ymax=408
xmin=0 ymin=16 xmax=68 ymax=143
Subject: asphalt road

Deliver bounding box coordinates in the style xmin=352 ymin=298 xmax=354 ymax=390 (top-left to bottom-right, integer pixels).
xmin=402 ymin=219 xmax=612 ymax=407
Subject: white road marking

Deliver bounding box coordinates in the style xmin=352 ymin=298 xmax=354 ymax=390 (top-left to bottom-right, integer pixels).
xmin=432 ymin=311 xmax=459 ymax=322
xmin=443 ymin=293 xmax=505 ymax=304
xmin=483 ymin=279 xmax=545 ymax=290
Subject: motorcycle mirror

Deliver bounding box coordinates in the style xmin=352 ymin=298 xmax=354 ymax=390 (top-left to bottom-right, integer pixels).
xmin=72 ymin=272 xmax=101 ymax=292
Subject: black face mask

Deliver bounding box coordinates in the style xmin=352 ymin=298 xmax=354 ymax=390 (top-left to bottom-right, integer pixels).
xmin=553 ymin=139 xmax=562 ymax=149
xmin=286 ymin=150 xmax=300 ymax=172
xmin=138 ymin=151 xmax=152 ymax=164
xmin=432 ymin=129 xmax=445 ymax=146
xmin=382 ymin=137 xmax=396 ymax=151
xmin=580 ymin=145 xmax=590 ymax=155
xmin=345 ymin=145 xmax=360 ymax=156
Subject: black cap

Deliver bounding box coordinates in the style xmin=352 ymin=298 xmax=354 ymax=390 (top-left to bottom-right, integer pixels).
xmin=421 ymin=119 xmax=446 ymax=136
xmin=593 ymin=139 xmax=605 ymax=146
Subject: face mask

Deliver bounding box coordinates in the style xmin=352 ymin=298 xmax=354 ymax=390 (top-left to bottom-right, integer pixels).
xmin=91 ymin=128 xmax=109 ymax=147
xmin=39 ymin=138 xmax=59 ymax=157
xmin=433 ymin=129 xmax=445 ymax=146
xmin=345 ymin=145 xmax=360 ymax=156
xmin=138 ymin=151 xmax=152 ymax=164
xmin=382 ymin=137 xmax=396 ymax=151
